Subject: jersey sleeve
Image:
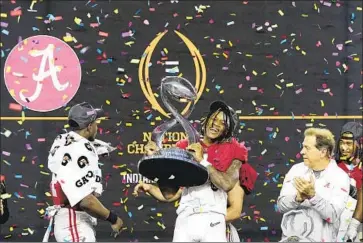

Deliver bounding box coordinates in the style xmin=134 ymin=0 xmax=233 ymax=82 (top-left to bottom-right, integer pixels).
xmin=234 ymin=141 xmax=248 ymax=163
xmin=55 ymin=141 xmax=100 ymax=207
xmin=239 ymin=163 xmax=258 ymax=194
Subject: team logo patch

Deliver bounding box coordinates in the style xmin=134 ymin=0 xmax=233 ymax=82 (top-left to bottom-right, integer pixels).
xmin=3 ymin=35 xmax=81 ymax=112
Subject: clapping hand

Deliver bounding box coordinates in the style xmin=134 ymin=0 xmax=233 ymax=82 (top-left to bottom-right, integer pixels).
xmin=293 ymin=174 xmax=316 ymax=200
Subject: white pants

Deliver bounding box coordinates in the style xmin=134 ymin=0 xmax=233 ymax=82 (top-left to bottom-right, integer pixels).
xmin=226 ymin=223 xmax=240 ymax=242
xmin=173 ymin=212 xmax=227 ymax=242
xmin=53 ymin=208 xmax=96 ymax=242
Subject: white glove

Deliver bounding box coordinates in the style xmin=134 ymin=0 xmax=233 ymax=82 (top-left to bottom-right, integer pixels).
xmin=344 ymin=218 xmax=361 ymax=242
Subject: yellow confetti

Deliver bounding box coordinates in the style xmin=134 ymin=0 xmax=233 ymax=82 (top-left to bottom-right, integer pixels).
xmin=30 ymin=1 xmax=36 ymax=10
xmin=126 ymin=123 xmax=133 ymax=127
xmin=40 ymin=171 xmax=50 ymax=175
xmin=260 ymin=218 xmax=266 ymax=222
xmin=295 ymin=46 xmax=300 ymax=51
xmin=130 ymin=59 xmax=140 ymax=64
xmin=21 ymin=156 xmax=26 ymax=162
xmin=357 ymin=7 xmax=362 ymax=11
xmin=320 ymin=100 xmax=324 ymax=107
xmin=63 ymin=36 xmax=73 ymax=42
xmin=186 ymin=16 xmax=193 ymax=20
xmin=275 ymin=84 xmax=282 ymax=90
xmin=0 ymin=13 xmax=7 ymax=18
xmin=301 ymin=50 xmax=306 ymax=55
xmin=38 ymin=209 xmax=45 ymax=214
xmin=106 ymin=100 xmax=111 ymax=105
xmin=353 ymin=57 xmax=360 ymax=62
xmin=157 ymin=213 xmax=162 ymax=217
xmin=74 ymin=17 xmax=82 ymax=25
xmin=252 ymin=70 xmax=258 ymax=76
xmin=125 ymin=41 xmax=135 ymax=47
xmin=163 ymin=48 xmax=168 ymax=54
xmin=9 ymin=227 xmax=14 ymax=232
xmin=286 ymin=83 xmax=294 ymax=88
xmin=278 ymin=10 xmax=284 ymax=16
xmin=45 ymin=192 xmax=52 ymax=197
xmin=114 ymin=9 xmax=119 ymax=14
xmin=228 ymin=41 xmax=233 ymax=47
xmin=245 ymin=54 xmax=253 ymax=57
xmin=277 ymin=184 xmax=283 ymax=188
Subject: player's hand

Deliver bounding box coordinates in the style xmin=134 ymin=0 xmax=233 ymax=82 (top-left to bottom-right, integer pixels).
xmin=133 ymin=181 xmax=152 ymax=197
xmin=186 ymin=143 xmax=204 ymax=162
xmin=144 ymin=141 xmax=160 ymax=156
xmin=110 ymin=217 xmax=123 ymax=238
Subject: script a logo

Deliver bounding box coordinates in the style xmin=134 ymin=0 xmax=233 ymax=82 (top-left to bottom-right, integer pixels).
xmin=138 ymin=30 xmax=206 ymax=118
xmin=3 ymin=35 xmax=81 ymax=112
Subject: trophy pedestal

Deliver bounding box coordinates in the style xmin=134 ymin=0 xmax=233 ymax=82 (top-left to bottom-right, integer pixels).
xmin=138 ymin=148 xmax=209 ymax=187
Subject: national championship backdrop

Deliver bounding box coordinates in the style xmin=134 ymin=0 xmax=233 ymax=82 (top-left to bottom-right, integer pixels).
xmin=0 ymin=1 xmax=361 ymax=242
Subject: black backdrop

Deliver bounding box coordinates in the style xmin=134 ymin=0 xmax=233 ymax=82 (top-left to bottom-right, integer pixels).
xmin=0 ymin=0 xmax=361 ymax=242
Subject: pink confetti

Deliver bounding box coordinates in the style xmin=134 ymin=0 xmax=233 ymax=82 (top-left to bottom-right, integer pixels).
xmin=284 ymin=137 xmax=290 ymax=142
xmin=336 ymin=44 xmax=343 ymax=51
xmin=2 ymin=151 xmax=11 ymax=156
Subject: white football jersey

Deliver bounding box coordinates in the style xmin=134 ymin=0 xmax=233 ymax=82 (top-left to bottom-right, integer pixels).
xmin=176 ymin=154 xmax=228 ymax=216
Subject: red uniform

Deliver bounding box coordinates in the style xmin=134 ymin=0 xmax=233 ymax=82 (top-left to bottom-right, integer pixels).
xmin=176 ymin=138 xmax=257 ymax=194
xmin=337 ymin=161 xmax=363 ymax=190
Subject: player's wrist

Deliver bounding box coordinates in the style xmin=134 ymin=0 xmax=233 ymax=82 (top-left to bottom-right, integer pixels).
xmin=106 ymin=211 xmax=118 ymax=224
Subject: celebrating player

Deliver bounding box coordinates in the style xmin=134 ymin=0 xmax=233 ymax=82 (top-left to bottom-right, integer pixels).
xmin=336 ymin=122 xmax=363 ymax=242
xmin=44 ymin=102 xmax=123 ymax=242
xmin=134 ymin=100 xmax=256 ymax=242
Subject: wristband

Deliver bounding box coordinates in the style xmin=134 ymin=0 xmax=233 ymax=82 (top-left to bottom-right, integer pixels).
xmin=200 ymin=159 xmax=212 ymax=168
xmin=106 ymin=211 xmax=118 ymax=224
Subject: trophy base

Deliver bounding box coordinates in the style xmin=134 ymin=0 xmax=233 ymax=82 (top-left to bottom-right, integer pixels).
xmin=138 ymin=148 xmax=209 ymax=187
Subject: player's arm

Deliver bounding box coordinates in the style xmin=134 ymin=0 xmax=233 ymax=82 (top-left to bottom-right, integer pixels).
xmin=79 ymin=194 xmax=116 ymax=221
xmin=133 ymin=182 xmax=182 ymax=202
xmin=225 ymin=182 xmax=244 ymax=223
xmin=353 ymin=187 xmax=363 ymax=222
xmin=205 ymin=159 xmax=242 ymax=192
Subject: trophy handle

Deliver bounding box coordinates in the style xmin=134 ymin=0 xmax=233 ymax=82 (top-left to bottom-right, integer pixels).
xmin=151 ymin=77 xmax=200 ymax=148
